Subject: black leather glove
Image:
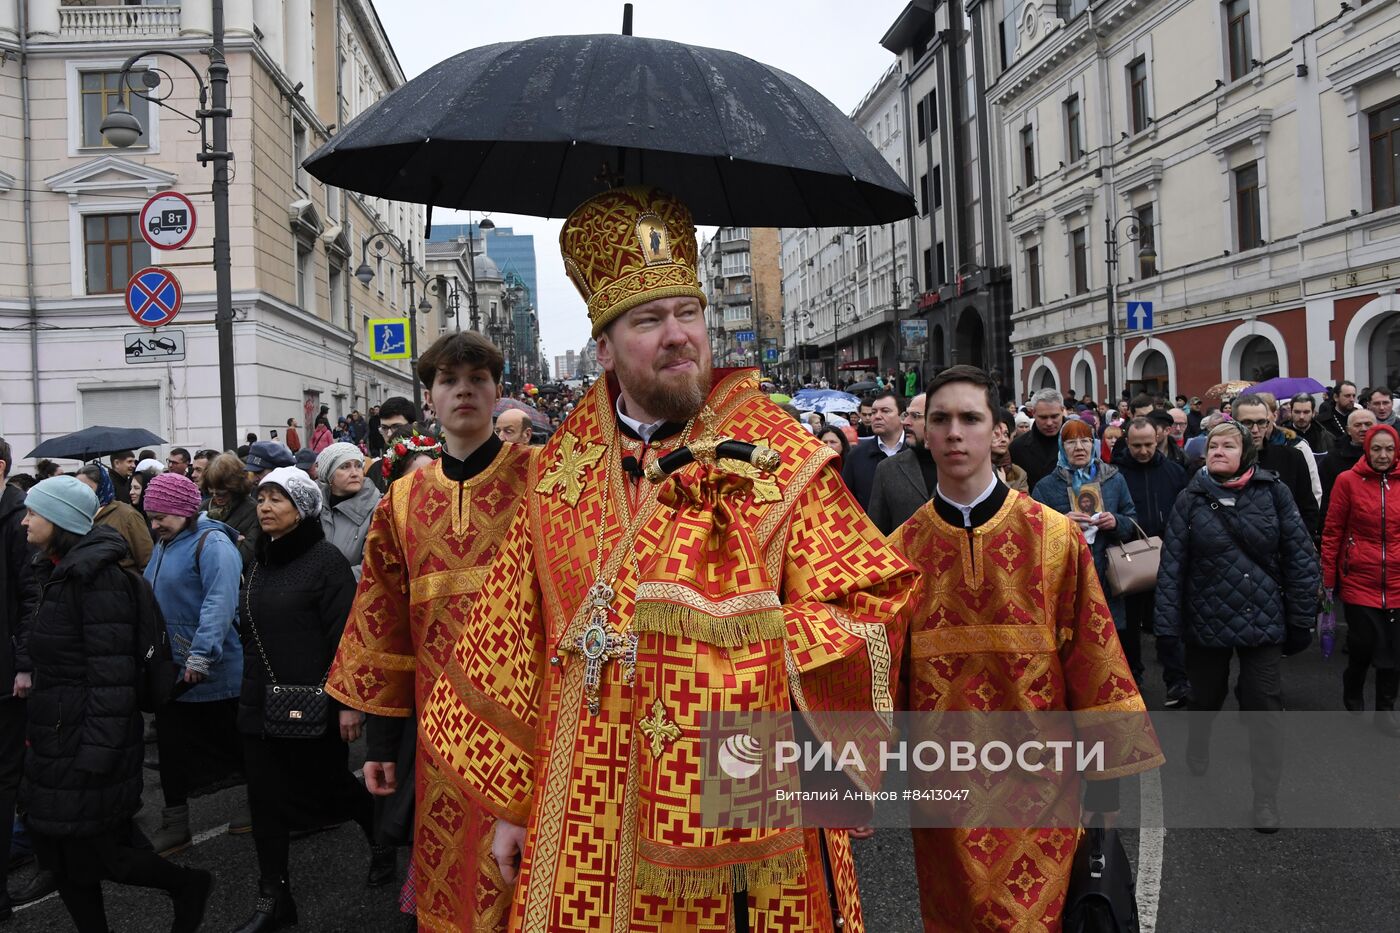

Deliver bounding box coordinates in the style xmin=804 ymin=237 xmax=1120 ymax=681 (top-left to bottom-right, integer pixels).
xmin=1282 ymin=624 xmax=1313 ymax=658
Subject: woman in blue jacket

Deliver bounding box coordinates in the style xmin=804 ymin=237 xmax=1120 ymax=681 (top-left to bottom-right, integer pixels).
xmin=141 ymin=472 xmax=245 ymax=856
xmin=1032 ymin=417 xmax=1139 ymax=651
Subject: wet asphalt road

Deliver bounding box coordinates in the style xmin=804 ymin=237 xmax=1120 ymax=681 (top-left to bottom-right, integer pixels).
xmin=8 ymin=633 xmax=1400 ymax=932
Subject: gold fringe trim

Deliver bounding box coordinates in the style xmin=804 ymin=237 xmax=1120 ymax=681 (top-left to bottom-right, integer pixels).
xmin=632 ymin=602 xmax=786 ymax=647
xmin=634 ymin=848 xmax=807 ymax=899
xmin=1057 ymin=625 xmax=1074 ymax=648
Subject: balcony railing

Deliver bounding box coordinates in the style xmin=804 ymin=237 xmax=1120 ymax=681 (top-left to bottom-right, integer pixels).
xmin=59 ymin=4 xmax=181 ymax=39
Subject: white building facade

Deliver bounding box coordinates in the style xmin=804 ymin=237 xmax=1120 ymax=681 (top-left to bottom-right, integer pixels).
xmin=780 ymin=61 xmax=919 ymax=383
xmin=978 ymin=0 xmax=1400 ymax=403
xmin=0 ymin=0 xmax=427 ymax=466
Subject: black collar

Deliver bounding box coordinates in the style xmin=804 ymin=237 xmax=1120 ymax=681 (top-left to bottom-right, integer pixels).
xmin=932 ymin=479 xmax=1010 ymax=530
xmin=440 ymin=434 xmax=504 ymax=483
xmin=616 ymin=417 xmax=686 ymax=444
xmin=255 ymin=515 xmax=324 ymax=567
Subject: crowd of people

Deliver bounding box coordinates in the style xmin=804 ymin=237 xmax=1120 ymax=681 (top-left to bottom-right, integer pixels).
xmin=0 ymin=186 xmax=1392 ymax=930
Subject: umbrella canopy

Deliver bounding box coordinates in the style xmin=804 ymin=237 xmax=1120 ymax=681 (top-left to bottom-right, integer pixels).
xmin=304 ymin=34 xmax=915 ymax=227
xmin=768 ymin=393 xmax=792 ymax=405
xmin=1203 ymin=380 xmax=1253 ymax=401
xmin=845 ymin=380 xmax=878 ymax=394
xmin=29 ymin=425 xmax=167 ymax=462
xmin=494 ymin=397 xmax=551 ymax=428
xmin=791 ymin=389 xmax=861 ymax=413
xmin=1248 ymin=376 xmax=1326 ymax=398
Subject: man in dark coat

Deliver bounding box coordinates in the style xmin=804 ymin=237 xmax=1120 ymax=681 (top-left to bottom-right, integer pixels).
xmin=1321 ymin=407 xmax=1377 ymax=523
xmin=868 ymin=394 xmax=934 ymax=535
xmin=1010 ymin=389 xmax=1065 ymax=488
xmin=1113 ymin=420 xmax=1190 ymax=706
xmin=1290 ymin=393 xmax=1332 ymax=455
xmin=841 ymin=390 xmax=906 ymax=511
xmin=1234 ymin=395 xmax=1320 ymax=535
xmin=1321 ymin=380 xmax=1359 ymax=443
xmin=0 ymin=438 xmax=37 ymax=917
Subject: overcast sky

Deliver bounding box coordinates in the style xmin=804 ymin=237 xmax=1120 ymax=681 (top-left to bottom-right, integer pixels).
xmin=375 ymin=0 xmax=909 ymax=368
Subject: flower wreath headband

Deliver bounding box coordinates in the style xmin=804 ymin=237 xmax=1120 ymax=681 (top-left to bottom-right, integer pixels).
xmin=381 ymin=431 xmax=443 ymax=478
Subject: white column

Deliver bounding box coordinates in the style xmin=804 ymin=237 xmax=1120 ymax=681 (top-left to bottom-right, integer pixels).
xmin=254 ymin=0 xmax=284 ymax=70
xmin=180 ymin=0 xmax=212 ymax=37
xmin=224 ymin=0 xmax=254 ymax=37
xmin=25 ymin=0 xmax=59 ymax=39
xmin=1304 ymin=298 xmax=1335 ymax=386
xmin=283 ymin=0 xmax=312 ymax=108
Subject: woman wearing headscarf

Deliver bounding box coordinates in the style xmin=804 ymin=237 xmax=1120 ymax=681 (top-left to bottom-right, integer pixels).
xmin=1321 ymin=423 xmax=1400 ymax=732
xmin=233 ymin=467 xmax=390 ymax=932
xmin=74 ymin=463 xmax=151 ymax=570
xmin=20 ymin=477 xmax=211 ymax=932
xmin=132 ymin=459 xmax=165 ymax=517
xmin=1155 ymin=420 xmax=1319 ymax=832
xmin=315 ymin=443 xmax=381 ymax=582
xmin=1031 ymin=417 xmax=1138 ymax=640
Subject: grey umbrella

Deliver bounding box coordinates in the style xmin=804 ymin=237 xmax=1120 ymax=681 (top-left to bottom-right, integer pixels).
xmin=304 ymin=33 xmax=915 ymax=227
xmin=29 ymin=425 xmax=167 ymax=461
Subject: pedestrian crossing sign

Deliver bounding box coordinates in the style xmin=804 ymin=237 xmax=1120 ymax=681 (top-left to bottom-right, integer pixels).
xmin=368 ymin=318 xmax=411 ymax=360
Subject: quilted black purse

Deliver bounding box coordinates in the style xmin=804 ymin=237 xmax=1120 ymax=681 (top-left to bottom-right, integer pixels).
xmin=245 ymin=563 xmax=331 ymax=739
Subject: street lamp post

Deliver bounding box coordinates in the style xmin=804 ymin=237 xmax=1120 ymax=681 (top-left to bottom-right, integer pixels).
xmin=464 ymin=215 xmax=494 ymax=331
xmin=354 ymin=231 xmax=430 ymax=381
xmin=100 ymin=0 xmax=236 ymax=450
xmin=891 ymin=274 xmax=921 ymax=374
xmin=832 ymin=301 xmax=855 ymax=385
xmin=1103 ymin=216 xmax=1157 ymax=404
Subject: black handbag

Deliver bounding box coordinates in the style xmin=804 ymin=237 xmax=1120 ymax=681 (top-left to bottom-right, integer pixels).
xmin=244 ymin=563 xmax=331 ymax=739
xmin=1062 ymin=825 xmax=1140 ymax=933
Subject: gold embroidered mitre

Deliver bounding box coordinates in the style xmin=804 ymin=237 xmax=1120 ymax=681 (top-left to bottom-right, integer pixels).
xmin=560 ymin=186 xmax=707 ymax=337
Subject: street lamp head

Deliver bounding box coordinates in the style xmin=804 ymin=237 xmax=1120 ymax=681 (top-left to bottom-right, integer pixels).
xmin=1137 ymin=243 xmax=1158 ymax=264
xmin=478 ymin=216 xmax=496 ymax=231
xmin=99 ymin=105 xmax=143 ymax=149
xmin=354 ymin=261 xmax=375 ymax=286
xmin=417 ymin=296 xmax=433 ymax=314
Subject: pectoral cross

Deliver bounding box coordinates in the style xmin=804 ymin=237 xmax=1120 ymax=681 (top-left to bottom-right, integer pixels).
xmin=569 ymin=581 xmax=638 ymax=716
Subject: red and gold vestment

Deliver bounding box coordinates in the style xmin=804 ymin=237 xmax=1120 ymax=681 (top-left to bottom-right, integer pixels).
xmin=327 ymin=446 xmax=533 ymax=932
xmin=422 ymin=370 xmax=915 ymax=932
xmin=892 ymin=490 xmax=1164 ymax=933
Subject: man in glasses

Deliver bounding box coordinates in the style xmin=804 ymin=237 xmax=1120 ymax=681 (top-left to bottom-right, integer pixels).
xmin=1232 ymin=394 xmax=1320 ymax=535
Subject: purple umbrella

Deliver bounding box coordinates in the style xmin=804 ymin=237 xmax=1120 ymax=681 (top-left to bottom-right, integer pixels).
xmin=494 ymin=397 xmax=550 ymax=428
xmin=1248 ymin=376 xmax=1326 ymax=398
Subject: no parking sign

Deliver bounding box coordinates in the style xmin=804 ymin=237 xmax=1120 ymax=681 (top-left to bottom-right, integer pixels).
xmin=125 ymin=267 xmax=183 ymax=328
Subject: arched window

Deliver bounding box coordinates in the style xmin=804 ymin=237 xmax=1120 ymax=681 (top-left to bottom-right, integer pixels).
xmin=1035 ymin=365 xmax=1057 ymax=390
xmin=1238 ymin=335 xmax=1279 ymax=382
xmin=1370 ymin=314 xmax=1400 ymax=392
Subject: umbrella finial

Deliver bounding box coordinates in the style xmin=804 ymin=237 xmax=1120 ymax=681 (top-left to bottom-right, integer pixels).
xmin=622 ymin=3 xmax=633 ymax=35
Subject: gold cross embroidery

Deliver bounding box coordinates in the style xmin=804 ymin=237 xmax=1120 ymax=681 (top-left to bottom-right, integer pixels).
xmin=535 ymin=433 xmax=605 ymax=506
xmin=638 ymin=699 xmax=681 ymax=759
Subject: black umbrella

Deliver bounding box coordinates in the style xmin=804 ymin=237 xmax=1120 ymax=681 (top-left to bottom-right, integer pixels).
xmin=305 ymin=34 xmax=915 ymax=227
xmin=29 ymin=425 xmax=167 ymax=462
xmin=846 ymin=380 xmax=879 ymax=393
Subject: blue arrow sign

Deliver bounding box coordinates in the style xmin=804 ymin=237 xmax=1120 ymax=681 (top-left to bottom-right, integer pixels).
xmin=1127 ymin=300 xmax=1153 ymax=331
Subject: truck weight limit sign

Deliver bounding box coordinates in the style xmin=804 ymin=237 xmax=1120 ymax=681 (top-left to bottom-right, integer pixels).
xmin=140 ymin=191 xmax=197 ymax=250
